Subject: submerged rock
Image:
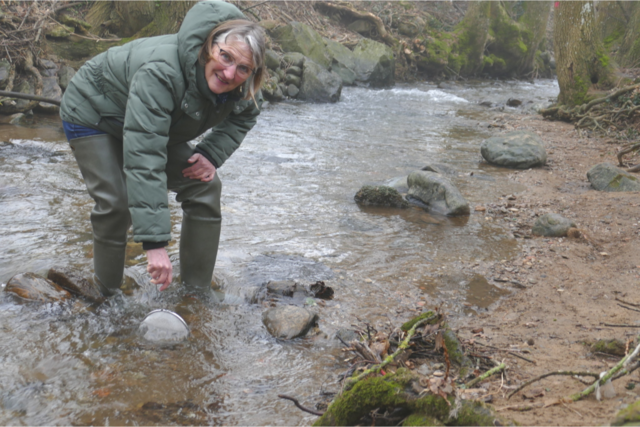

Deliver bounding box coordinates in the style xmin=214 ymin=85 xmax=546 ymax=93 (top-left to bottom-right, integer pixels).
xmin=587 ymin=163 xmax=640 ymax=192
xmin=532 ymin=213 xmax=576 ymax=237
xmin=481 ymin=130 xmax=547 ymax=169
xmin=266 ymin=280 xmax=298 ymax=297
xmin=5 ymin=272 xmax=72 ymax=302
xmin=407 ymin=171 xmax=470 ymax=216
xmin=354 ymin=185 xmax=410 ymax=208
xmin=262 ymin=305 xmax=318 ymax=339
xmin=47 ymin=267 xmax=105 ymax=303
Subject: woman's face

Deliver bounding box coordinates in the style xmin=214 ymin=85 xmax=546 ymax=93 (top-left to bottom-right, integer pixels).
xmin=204 ymin=39 xmax=254 ymax=94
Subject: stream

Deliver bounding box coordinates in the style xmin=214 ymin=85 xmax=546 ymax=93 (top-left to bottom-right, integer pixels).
xmin=0 ymin=79 xmax=558 ymax=425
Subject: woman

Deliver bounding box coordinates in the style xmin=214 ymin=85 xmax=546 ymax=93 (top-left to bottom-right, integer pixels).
xmin=60 ymin=1 xmax=267 ymax=295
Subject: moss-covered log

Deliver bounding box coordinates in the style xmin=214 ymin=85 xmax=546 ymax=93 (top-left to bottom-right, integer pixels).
xmin=313 ymin=369 xmax=513 ymax=426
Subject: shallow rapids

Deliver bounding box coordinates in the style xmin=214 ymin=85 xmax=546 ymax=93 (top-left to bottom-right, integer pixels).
xmin=0 ymin=80 xmax=558 ymax=425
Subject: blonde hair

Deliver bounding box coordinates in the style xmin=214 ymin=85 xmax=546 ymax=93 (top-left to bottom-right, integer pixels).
xmin=198 ymin=19 xmax=267 ymax=105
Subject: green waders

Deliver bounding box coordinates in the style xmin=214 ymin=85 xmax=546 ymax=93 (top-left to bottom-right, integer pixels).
xmin=70 ymin=134 xmax=222 ymax=296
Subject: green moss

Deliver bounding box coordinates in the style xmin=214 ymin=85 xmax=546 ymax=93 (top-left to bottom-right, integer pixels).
xmin=452 ymin=400 xmax=513 ymax=426
xmin=403 ymin=414 xmax=444 ymax=426
xmin=354 ymin=185 xmax=410 ymax=209
xmin=589 ymin=339 xmax=627 ymax=356
xmin=596 ymin=50 xmax=611 ymax=68
xmin=612 ymin=398 xmax=640 ymax=426
xmin=401 ymin=311 xmax=437 ymax=332
xmin=571 ymin=75 xmax=591 ymax=105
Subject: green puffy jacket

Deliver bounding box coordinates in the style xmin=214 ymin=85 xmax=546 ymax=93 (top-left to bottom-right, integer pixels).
xmin=60 ymin=0 xmax=260 ymax=244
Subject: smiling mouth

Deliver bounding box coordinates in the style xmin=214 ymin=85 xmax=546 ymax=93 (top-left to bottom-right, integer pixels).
xmin=215 ymin=73 xmax=229 ymax=85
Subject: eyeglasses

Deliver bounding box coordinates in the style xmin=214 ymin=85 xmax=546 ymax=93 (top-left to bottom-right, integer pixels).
xmin=213 ymin=43 xmax=254 ymax=80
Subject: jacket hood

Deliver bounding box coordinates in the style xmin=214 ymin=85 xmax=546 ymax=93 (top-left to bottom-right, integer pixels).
xmin=177 ymin=1 xmax=246 ymax=92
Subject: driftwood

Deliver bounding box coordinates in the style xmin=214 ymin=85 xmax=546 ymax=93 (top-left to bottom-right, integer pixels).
xmin=314 ymin=2 xmax=397 ymax=47
xmin=0 ymin=90 xmax=60 ymax=106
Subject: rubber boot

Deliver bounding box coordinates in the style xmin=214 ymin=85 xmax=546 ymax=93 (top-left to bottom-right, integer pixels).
xmin=166 ymin=143 xmax=223 ymax=291
xmin=179 ymin=217 xmax=221 ymax=291
xmin=69 ymin=134 xmax=130 ymax=296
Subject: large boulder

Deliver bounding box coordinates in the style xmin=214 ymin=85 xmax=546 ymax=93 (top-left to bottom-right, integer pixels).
xmin=532 ymin=213 xmax=576 ymax=237
xmin=352 ymin=39 xmax=395 ymax=88
xmin=298 ymin=60 xmax=342 ymax=103
xmin=481 ymin=130 xmax=547 ymax=169
xmin=323 ymin=38 xmax=357 ymax=86
xmin=407 ymin=171 xmax=470 ymax=216
xmin=262 ymin=305 xmax=318 ymax=339
xmin=270 ymin=22 xmax=332 ymax=69
xmin=587 ymin=163 xmax=640 ymax=192
xmin=0 ymin=59 xmax=11 ymax=89
xmin=35 ymin=76 xmax=62 ymax=114
xmin=57 ymin=65 xmax=76 ymax=91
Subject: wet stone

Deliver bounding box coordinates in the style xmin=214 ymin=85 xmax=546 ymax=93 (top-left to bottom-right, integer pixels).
xmin=407 ymin=171 xmax=470 ymax=216
xmin=481 ymin=130 xmax=547 ymax=169
xmin=262 ymin=305 xmax=318 ymax=339
xmin=531 ymin=213 xmax=576 ymax=237
xmin=354 ymin=185 xmax=410 ymax=208
xmin=335 ymin=328 xmax=359 ymax=344
xmin=5 ymin=272 xmax=72 ymax=302
xmin=266 ymin=280 xmax=297 ymax=297
xmin=47 ymin=267 xmax=105 ymax=303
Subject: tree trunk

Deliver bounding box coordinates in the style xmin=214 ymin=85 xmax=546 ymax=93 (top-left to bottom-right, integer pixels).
xmin=553 ymin=1 xmax=615 ymax=106
xmin=617 ymin=2 xmax=640 ymax=68
xmin=455 ymin=1 xmax=551 ymax=78
xmin=515 ymin=1 xmax=552 ymax=76
xmin=456 ymin=1 xmax=491 ymax=76
xmin=87 ymin=1 xmax=195 ymax=39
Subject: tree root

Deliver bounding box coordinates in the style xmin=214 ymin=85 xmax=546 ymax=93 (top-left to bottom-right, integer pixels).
xmin=540 ymin=84 xmax=640 ymax=137
xmin=617 ymin=142 xmax=640 ymax=172
xmin=314 ymin=2 xmax=398 ymax=47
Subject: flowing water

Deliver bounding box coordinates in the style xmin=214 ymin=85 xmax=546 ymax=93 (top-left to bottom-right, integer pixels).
xmin=0 ymin=80 xmax=558 ymax=425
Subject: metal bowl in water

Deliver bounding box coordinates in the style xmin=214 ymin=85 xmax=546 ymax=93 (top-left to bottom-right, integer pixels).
xmin=139 ymin=309 xmax=189 ymax=343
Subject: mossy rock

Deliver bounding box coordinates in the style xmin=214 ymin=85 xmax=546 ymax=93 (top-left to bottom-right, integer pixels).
xmin=46 ymin=24 xmax=74 ymax=39
xmin=588 ymin=338 xmax=628 ymax=357
xmin=612 ymin=398 xmax=640 ymax=426
xmin=313 ymin=368 xmax=514 ymax=426
xmin=355 ymin=185 xmax=410 ymax=209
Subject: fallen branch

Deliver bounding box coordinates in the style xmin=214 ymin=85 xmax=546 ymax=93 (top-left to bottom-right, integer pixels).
xmin=601 ymin=323 xmax=640 ymax=328
xmin=473 ymin=342 xmax=537 ymax=365
xmin=507 ymin=371 xmax=599 ymax=400
xmin=568 ymin=342 xmax=640 ymax=401
xmin=278 ymin=394 xmax=324 ymax=416
xmin=344 ymin=314 xmax=437 ymax=389
xmin=464 ymin=363 xmax=506 ymax=389
xmin=0 ymin=89 xmax=60 ymax=106
xmin=617 ymin=302 xmax=640 ymax=313
xmin=615 ymin=297 xmax=640 ymax=308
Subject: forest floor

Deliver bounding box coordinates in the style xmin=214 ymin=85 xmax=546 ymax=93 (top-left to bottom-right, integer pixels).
xmin=449 ymin=113 xmax=640 ymax=426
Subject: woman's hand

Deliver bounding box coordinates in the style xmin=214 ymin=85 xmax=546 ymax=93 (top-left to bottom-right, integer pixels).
xmin=147 ymin=247 xmax=173 ymax=291
xmin=183 ymin=153 xmax=216 ymax=182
